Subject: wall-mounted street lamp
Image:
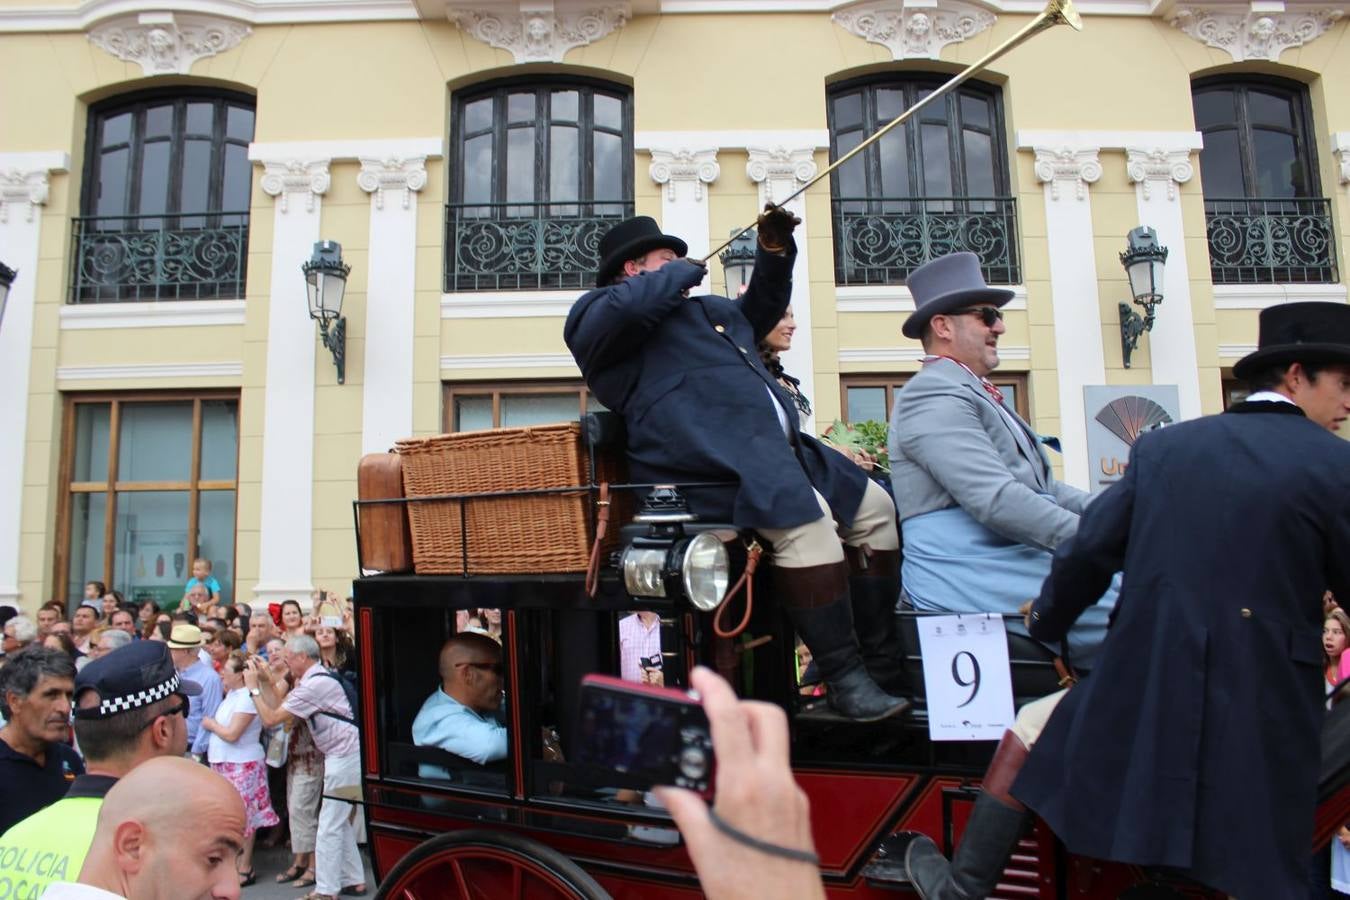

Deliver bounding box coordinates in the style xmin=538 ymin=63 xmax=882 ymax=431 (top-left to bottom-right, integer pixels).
xmin=718 ymin=227 xmax=756 ymax=298
xmin=0 ymin=261 xmax=16 ymax=332
xmin=302 ymin=241 xmax=350 ymax=384
xmin=1118 ymin=225 xmax=1168 ymax=369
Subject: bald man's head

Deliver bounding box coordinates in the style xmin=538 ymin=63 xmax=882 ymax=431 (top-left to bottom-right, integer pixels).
xmin=79 ymin=756 xmax=246 ymax=900
xmin=438 ymin=632 xmax=503 ymax=714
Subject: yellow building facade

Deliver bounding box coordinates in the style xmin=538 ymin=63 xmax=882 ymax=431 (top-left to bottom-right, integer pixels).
xmin=1 ymin=0 xmax=1348 ymax=612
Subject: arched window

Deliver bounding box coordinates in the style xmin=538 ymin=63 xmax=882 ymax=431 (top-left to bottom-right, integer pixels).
xmin=1192 ymin=77 xmax=1335 ymax=283
xmin=74 ymin=90 xmax=255 ymax=302
xmin=827 ymin=76 xmax=1017 ymax=285
xmin=447 ymin=78 xmax=634 ymax=291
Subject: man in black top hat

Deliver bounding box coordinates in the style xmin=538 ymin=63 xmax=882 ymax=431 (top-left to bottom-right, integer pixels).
xmin=565 ymin=210 xmax=907 ymax=721
xmin=0 ymin=642 xmax=197 ymax=898
xmin=903 ymin=301 xmax=1350 ymax=899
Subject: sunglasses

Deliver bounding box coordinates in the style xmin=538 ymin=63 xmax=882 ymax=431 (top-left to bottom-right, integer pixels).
xmin=458 ymin=661 xmax=503 ymax=676
xmin=137 ymin=694 xmax=190 ymax=732
xmin=949 ymin=307 xmax=1004 ymax=327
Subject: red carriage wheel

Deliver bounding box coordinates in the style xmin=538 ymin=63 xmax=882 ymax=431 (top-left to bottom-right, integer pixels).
xmin=374 ymin=829 xmax=612 ymax=900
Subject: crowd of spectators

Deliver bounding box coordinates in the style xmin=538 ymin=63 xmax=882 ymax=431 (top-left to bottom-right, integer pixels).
xmin=0 ymin=583 xmax=365 ymax=900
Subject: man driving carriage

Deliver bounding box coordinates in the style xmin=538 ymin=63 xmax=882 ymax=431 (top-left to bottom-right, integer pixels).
xmin=564 ymin=210 xmax=906 ymax=722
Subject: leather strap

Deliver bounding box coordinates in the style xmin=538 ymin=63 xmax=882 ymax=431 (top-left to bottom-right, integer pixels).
xmin=585 ymin=483 xmax=611 ymax=598
xmin=714 ymin=539 xmax=762 ymax=638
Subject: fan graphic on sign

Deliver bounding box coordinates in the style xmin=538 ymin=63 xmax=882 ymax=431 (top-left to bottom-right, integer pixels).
xmin=1093 ymin=396 xmax=1172 ymax=445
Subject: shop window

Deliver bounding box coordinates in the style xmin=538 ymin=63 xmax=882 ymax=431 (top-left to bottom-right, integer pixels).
xmin=841 ymin=373 xmax=1029 ymax=425
xmin=59 ymin=393 xmax=239 ymax=610
xmin=443 ymin=382 xmax=604 ymax=432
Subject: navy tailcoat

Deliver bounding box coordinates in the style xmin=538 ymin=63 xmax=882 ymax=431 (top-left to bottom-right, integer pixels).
xmin=563 ymin=244 xmax=865 ymax=531
xmin=1014 ymin=402 xmax=1350 ymax=898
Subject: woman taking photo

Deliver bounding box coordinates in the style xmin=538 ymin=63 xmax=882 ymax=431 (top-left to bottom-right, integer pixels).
xmin=200 ymin=651 xmax=280 ymax=887
xmin=259 ymin=638 xmax=323 ymax=888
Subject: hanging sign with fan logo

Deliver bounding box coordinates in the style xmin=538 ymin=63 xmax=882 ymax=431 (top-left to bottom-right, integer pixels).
xmin=1084 ymin=385 xmax=1181 ymax=494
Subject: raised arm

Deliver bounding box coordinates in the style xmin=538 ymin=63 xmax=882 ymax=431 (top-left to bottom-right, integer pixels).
xmin=564 ymin=258 xmax=708 ymax=374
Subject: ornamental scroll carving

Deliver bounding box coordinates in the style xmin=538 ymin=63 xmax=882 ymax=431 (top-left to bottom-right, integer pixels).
xmin=357 ymin=157 xmax=428 ymax=210
xmin=832 ymin=0 xmax=997 ymax=60
xmin=259 ymin=159 xmax=331 ymax=214
xmin=746 ymin=147 xmax=818 ymax=204
xmin=0 ymin=170 xmax=50 ymax=224
xmin=648 ymin=149 xmax=720 ymax=202
xmin=446 ymin=2 xmax=629 ymax=63
xmin=1167 ymin=6 xmax=1344 ymax=62
xmin=1126 ymin=148 xmax=1194 ymax=201
xmin=1032 ymin=147 xmax=1102 ymax=202
xmin=88 ymin=13 xmax=250 ymax=76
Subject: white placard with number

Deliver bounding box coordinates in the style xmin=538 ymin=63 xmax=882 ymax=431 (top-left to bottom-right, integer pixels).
xmin=916 ymin=613 xmax=1015 ymax=742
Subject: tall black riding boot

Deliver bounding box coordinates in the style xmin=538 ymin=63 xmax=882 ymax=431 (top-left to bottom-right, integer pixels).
xmin=774 ymin=562 xmax=909 ymax=723
xmin=903 ymin=731 xmax=1032 ymax=899
xmin=844 ymin=546 xmax=908 ymax=693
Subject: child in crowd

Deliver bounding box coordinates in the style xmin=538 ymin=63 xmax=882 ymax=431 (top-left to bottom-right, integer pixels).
xmin=184 ymin=557 xmax=223 ymax=607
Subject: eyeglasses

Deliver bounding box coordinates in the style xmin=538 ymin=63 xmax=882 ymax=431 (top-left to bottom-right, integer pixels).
xmin=458 ymin=661 xmax=503 ymax=676
xmin=137 ymin=694 xmax=190 ymax=732
xmin=949 ymin=307 xmax=1004 ymax=327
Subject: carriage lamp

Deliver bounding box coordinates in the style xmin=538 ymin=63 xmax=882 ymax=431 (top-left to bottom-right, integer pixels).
xmin=1118 ymin=226 xmax=1168 ymax=369
xmin=718 ymin=227 xmax=757 ymax=298
xmin=619 ymin=487 xmax=731 ymax=612
xmin=302 ymin=240 xmax=350 ymax=384
xmin=0 ymin=261 xmax=16 ymax=331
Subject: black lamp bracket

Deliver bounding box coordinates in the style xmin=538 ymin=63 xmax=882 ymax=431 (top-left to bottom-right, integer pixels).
xmin=1119 ymin=299 xmax=1158 ymax=370
xmin=319 ymin=315 xmax=346 ymax=384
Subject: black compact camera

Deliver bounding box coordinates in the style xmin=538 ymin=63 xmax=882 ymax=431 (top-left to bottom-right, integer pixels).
xmin=574 ymin=673 xmax=714 ymax=797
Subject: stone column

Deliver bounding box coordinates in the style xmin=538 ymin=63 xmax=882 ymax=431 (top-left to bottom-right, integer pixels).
xmin=648 ymin=147 xmax=719 ymax=295
xmin=747 ymin=146 xmax=818 ymax=432
xmin=249 ymin=156 xmax=329 ymax=607
xmin=357 ymin=156 xmax=426 ymax=455
xmin=0 ymin=154 xmax=66 ymax=609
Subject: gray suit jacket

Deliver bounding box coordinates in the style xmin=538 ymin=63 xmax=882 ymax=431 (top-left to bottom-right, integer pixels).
xmin=888 ymin=359 xmax=1090 ymax=552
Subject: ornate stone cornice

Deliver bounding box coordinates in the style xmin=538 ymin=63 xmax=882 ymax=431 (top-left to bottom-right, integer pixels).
xmin=1167 ymin=5 xmax=1344 ymax=62
xmin=746 ymin=147 xmax=817 ymax=203
xmin=357 ymin=156 xmax=428 ymax=209
xmin=1125 ymin=147 xmax=1194 ymax=201
xmin=446 ymin=2 xmax=628 ymax=63
xmin=831 ymin=0 xmax=996 ymax=60
xmin=259 ymin=159 xmax=331 ymax=213
xmin=87 ymin=12 xmax=250 ymax=75
xmin=648 ymin=148 xmax=719 ymax=201
xmin=1032 ymin=147 xmax=1101 ymax=201
xmin=0 ymin=170 xmax=50 ymax=224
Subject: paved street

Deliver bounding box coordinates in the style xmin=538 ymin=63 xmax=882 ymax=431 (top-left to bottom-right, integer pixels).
xmin=246 ymin=844 xmax=376 ymax=900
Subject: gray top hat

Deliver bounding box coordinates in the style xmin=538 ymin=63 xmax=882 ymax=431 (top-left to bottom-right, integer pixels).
xmin=902 ymin=252 xmax=1015 ymax=339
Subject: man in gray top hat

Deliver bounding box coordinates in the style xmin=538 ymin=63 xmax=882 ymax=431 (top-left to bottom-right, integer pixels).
xmin=887 ymin=252 xmax=1115 ymax=665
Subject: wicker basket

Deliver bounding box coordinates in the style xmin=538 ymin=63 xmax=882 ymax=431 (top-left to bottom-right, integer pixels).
xmin=396 ymin=422 xmax=602 ymax=575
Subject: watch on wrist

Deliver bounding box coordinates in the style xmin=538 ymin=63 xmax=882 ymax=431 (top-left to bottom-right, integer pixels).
xmin=249 ymin=687 xmax=262 ymax=697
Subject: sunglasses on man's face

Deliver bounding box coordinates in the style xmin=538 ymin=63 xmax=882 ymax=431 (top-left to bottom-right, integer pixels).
xmin=459 ymin=661 xmax=503 ymax=676
xmin=949 ymin=306 xmax=1004 ymax=327
xmin=137 ymin=694 xmax=190 ymax=732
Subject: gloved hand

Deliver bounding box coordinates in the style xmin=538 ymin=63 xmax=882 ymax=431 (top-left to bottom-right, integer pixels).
xmin=756 ymin=204 xmax=801 ymax=253
xmin=665 ymin=257 xmax=708 ymax=292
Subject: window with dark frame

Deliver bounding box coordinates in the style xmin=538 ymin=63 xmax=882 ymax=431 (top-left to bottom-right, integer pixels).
xmin=1191 ymin=76 xmax=1336 ymax=284
xmin=840 ymin=373 xmax=1030 ymax=426
xmin=827 ymin=75 xmax=1018 ymax=286
xmin=446 ymin=79 xmax=635 ymax=292
xmin=443 ymin=382 xmax=605 ymax=433
xmin=58 ymin=393 xmax=239 ymax=612
xmin=74 ymin=90 xmax=255 ymax=302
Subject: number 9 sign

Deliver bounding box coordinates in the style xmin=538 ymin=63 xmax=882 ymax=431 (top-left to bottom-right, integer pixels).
xmin=916 ymin=614 xmax=1014 ymax=741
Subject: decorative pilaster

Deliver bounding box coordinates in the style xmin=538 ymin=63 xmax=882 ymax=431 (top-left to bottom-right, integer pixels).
xmin=445 ymin=1 xmax=629 ymax=63
xmin=88 ymin=12 xmax=250 ymax=76
xmin=1333 ymin=133 xmax=1350 ymax=188
xmin=1167 ymin=5 xmax=1344 ymax=62
xmin=644 ymin=147 xmax=719 ymax=295
xmin=1032 ymin=146 xmax=1102 ymax=202
xmin=1125 ymin=148 xmax=1195 ymax=202
xmin=648 ymin=149 xmax=719 ymax=202
xmin=0 ymin=152 xmax=68 ymax=609
xmin=357 ymin=156 xmax=428 ymax=210
xmin=746 ymin=146 xmax=820 ymax=430
xmin=259 ymin=159 xmax=331 ymax=214
xmin=831 ymin=0 xmax=996 ymax=60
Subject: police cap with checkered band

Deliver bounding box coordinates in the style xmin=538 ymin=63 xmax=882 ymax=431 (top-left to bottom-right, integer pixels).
xmin=72 ymin=640 xmax=201 ymax=720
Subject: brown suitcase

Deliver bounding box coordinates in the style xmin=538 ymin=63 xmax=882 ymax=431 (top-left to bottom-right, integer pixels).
xmin=357 ymin=452 xmax=413 ymax=574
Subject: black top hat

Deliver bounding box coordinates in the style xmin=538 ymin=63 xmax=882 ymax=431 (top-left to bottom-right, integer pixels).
xmin=1232 ymin=301 xmax=1350 ymax=381
xmin=902 ymin=252 xmax=1015 ymax=339
xmin=73 ymin=641 xmax=200 ymax=720
xmin=595 ymin=216 xmax=688 ymax=287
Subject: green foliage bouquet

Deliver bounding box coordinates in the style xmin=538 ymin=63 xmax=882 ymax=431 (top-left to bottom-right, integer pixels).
xmin=821 ymin=419 xmax=890 ymax=473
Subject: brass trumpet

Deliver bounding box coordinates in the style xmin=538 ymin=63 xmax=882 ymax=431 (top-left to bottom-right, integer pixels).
xmin=699 ymin=0 xmax=1082 ymax=264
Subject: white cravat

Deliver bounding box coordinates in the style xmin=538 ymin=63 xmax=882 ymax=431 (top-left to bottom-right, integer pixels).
xmin=1244 ymin=390 xmax=1296 ymax=406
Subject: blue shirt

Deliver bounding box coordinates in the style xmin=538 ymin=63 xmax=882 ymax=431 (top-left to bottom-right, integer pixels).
xmin=181 ymin=658 xmax=223 ymax=756
xmin=185 ymin=575 xmax=223 ymax=599
xmin=411 ymin=687 xmax=507 ymax=765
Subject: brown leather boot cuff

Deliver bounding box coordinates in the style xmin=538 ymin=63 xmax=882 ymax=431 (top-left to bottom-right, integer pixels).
xmin=771 ymin=561 xmax=850 ymax=609
xmin=982 ymin=730 xmax=1030 ymax=811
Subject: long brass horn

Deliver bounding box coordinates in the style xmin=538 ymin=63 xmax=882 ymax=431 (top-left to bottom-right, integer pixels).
xmin=699 ymin=0 xmax=1082 ymax=265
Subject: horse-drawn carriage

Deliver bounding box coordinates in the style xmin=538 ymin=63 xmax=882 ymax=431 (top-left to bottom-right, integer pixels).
xmin=350 ymin=414 xmax=1350 ymax=899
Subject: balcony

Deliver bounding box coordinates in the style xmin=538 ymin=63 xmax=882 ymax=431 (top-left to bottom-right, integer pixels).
xmin=444 ymin=201 xmax=634 ymax=292
xmin=70 ymin=213 xmax=249 ymax=303
xmin=832 ymin=197 xmax=1020 ymax=286
xmin=1204 ymin=197 xmax=1337 ymax=284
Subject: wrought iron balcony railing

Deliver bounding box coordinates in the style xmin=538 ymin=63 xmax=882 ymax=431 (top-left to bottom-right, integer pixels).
xmin=70 ymin=213 xmax=249 ymax=303
xmin=832 ymin=197 xmax=1020 ymax=286
xmin=1204 ymin=197 xmax=1337 ymax=284
xmin=445 ymin=200 xmax=634 ymax=292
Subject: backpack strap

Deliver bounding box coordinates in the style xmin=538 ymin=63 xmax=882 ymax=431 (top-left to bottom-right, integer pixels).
xmin=308 ymin=670 xmax=358 ymax=727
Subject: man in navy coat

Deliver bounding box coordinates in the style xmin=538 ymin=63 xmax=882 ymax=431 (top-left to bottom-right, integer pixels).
xmin=565 ymin=211 xmax=906 ymax=721
xmin=904 ymin=301 xmax=1350 ymax=898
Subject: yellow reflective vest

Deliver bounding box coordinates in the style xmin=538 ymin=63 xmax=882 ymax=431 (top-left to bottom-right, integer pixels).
xmin=0 ymin=776 xmax=113 ymax=900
